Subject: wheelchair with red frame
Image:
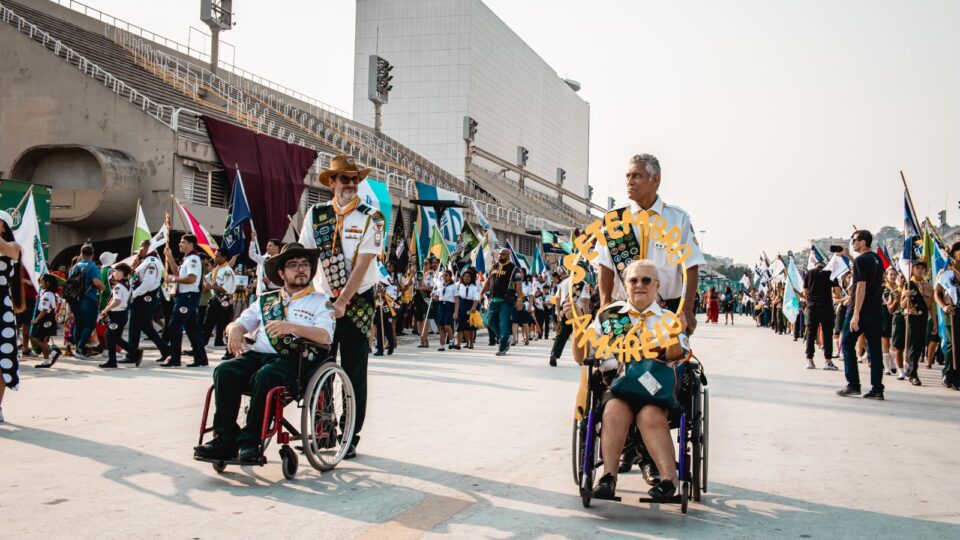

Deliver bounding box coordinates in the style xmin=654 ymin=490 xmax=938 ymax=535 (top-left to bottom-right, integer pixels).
xmin=194 ymin=340 xmax=356 ymax=479
xmin=573 ymin=356 xmax=708 ymax=513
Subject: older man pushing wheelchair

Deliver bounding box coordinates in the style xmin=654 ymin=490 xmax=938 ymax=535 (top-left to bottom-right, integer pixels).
xmin=569 ymin=259 xmax=691 ymax=502
xmin=194 ymin=243 xmax=335 ymax=463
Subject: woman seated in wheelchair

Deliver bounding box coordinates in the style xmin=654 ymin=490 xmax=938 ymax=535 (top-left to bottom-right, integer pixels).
xmin=194 ymin=243 xmax=335 ymax=463
xmin=569 ymin=259 xmax=690 ymax=502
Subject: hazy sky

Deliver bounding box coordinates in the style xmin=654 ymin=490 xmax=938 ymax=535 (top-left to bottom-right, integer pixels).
xmin=76 ymin=0 xmax=959 ymax=263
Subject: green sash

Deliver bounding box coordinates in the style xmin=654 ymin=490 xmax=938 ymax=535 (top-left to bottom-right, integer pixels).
xmin=258 ymin=290 xmax=298 ymax=358
xmin=602 ymin=208 xmax=643 ymax=284
xmin=310 ymin=205 xmax=349 ymax=296
xmin=344 ymin=289 xmax=375 ymax=335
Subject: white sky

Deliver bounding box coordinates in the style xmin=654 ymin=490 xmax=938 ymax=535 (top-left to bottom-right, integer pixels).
xmin=75 ymin=0 xmax=959 ymax=263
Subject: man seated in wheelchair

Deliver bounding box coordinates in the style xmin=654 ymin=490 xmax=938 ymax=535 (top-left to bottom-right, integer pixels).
xmin=194 ymin=242 xmax=335 ymax=463
xmin=570 ymin=260 xmax=691 ymax=502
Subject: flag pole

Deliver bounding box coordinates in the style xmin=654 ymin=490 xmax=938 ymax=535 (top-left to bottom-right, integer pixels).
xmin=285 ymin=214 xmax=300 ymax=243
xmin=12 ymin=184 xmax=35 ymax=218
xmin=131 ymin=198 xmax=142 ymax=256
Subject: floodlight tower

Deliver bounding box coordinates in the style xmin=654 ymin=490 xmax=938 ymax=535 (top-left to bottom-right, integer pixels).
xmin=200 ymin=0 xmax=234 ymax=74
xmin=368 ymin=55 xmax=394 ymax=134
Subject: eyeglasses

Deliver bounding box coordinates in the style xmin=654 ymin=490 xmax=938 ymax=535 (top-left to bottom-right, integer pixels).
xmin=626 ymin=276 xmax=657 ymax=286
xmin=284 ymin=261 xmax=311 ymax=271
xmin=336 ymin=175 xmax=360 ymax=185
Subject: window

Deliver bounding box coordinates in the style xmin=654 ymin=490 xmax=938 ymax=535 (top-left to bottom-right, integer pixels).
xmin=181 ymin=166 xmax=229 ymax=208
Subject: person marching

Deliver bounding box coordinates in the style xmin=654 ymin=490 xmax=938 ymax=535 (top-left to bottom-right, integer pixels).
xmin=162 ymin=235 xmax=208 ymax=368
xmin=454 ymin=269 xmax=479 ymax=349
xmin=31 ymin=274 xmax=62 ymax=368
xmin=934 ymin=242 xmax=960 ymax=390
xmin=900 ymin=259 xmax=931 ymax=386
xmin=473 ymin=247 xmax=523 ymax=357
xmin=299 ymin=155 xmax=383 ymax=459
xmin=436 ymin=270 xmax=457 ymax=351
xmin=0 ymin=211 xmax=25 ymax=423
xmin=373 ymin=268 xmax=398 ymax=356
xmin=97 ymin=263 xmax=142 ymax=369
xmin=202 ymin=250 xmax=238 ymax=353
xmin=248 ymin=230 xmax=283 ymax=299
xmin=194 ymin=242 xmax=335 ymax=462
xmin=127 ymin=239 xmax=170 ymax=363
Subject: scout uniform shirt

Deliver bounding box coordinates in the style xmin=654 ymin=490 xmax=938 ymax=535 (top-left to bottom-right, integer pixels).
xmin=131 ymin=254 xmax=164 ymax=299
xmin=585 ymin=300 xmax=690 ymax=372
xmin=249 ymin=241 xmax=278 ymax=297
xmin=177 ymin=253 xmax=203 ymax=294
xmin=234 ymin=286 xmax=337 ymax=354
xmin=596 ymin=197 xmax=706 ymax=302
xmin=937 ymin=266 xmax=959 ymax=306
xmin=109 ymin=280 xmax=132 ymax=311
xmin=299 ymin=199 xmax=382 ymax=297
xmin=210 ymin=262 xmax=238 ymax=305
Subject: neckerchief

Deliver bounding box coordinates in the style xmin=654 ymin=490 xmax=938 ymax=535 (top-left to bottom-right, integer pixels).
xmin=257 ymin=286 xmax=314 ymax=358
xmin=332 ymin=195 xmax=360 ymax=254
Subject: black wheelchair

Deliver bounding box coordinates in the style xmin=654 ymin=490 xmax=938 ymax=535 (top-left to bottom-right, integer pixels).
xmin=573 ymin=358 xmax=708 ymax=513
xmin=194 ymin=340 xmax=356 ymax=479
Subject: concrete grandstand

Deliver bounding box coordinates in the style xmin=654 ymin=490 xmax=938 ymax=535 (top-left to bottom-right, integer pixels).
xmin=0 ymin=0 xmax=596 ymax=264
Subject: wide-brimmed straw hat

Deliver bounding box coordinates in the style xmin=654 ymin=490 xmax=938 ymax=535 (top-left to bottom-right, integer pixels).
xmin=318 ymin=155 xmax=371 ymax=187
xmin=264 ymin=242 xmax=322 ymax=286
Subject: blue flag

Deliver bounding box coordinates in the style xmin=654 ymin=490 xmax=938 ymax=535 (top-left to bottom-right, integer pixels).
xmin=532 ymin=246 xmax=546 ymax=275
xmin=504 ymin=239 xmax=521 ymax=268
xmin=932 ymin=245 xmax=950 ymax=348
xmin=220 ymin=169 xmax=252 ymax=257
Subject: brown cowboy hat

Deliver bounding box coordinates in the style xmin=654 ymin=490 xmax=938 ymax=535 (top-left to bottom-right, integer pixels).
xmin=318 ymin=155 xmax=371 ymax=187
xmin=264 ymin=242 xmax=322 ymax=286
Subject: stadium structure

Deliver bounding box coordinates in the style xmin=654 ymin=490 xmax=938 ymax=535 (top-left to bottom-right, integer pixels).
xmin=0 ymin=0 xmax=598 ymax=265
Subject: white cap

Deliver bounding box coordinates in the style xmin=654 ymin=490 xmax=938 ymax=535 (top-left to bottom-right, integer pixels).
xmin=99 ymin=252 xmax=118 ymax=266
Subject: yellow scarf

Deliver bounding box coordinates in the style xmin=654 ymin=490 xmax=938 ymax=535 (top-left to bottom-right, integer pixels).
xmin=331 ymin=196 xmax=360 ymax=252
xmin=281 ymin=285 xmax=315 ymax=316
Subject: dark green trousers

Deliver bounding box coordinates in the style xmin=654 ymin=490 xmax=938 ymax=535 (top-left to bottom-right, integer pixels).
xmin=212 ymin=351 xmax=298 ymax=446
xmin=942 ymin=314 xmax=960 ymax=384
xmin=330 ymin=316 xmax=369 ymax=445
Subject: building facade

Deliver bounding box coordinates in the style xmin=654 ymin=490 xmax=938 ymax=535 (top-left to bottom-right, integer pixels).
xmin=352 ymin=0 xmax=591 ymax=211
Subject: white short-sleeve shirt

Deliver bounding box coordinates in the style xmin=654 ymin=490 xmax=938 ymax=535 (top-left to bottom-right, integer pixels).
xmin=38 ymin=291 xmax=58 ymax=313
xmin=458 ymin=283 xmax=478 ymax=301
xmin=236 ymin=288 xmax=336 ymax=354
xmin=595 ymin=197 xmax=706 ymax=302
xmin=586 ymin=300 xmax=690 ymax=371
xmin=440 ymin=282 xmax=457 ymax=302
xmin=178 ymin=253 xmax=203 ymax=294
xmin=110 ymin=281 xmax=132 ymax=311
xmin=299 ymin=200 xmax=382 ymax=296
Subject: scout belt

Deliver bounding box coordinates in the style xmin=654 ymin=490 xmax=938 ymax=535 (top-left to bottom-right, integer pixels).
xmin=258 ymin=290 xmax=298 ymax=359
xmin=344 ymin=289 xmax=375 ymax=335
xmin=603 ymin=207 xmax=643 ymax=284
xmin=311 ymin=205 xmax=351 ymax=297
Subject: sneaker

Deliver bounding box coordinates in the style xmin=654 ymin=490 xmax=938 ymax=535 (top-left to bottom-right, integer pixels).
xmin=909 ymin=376 xmax=922 ymax=387
xmin=836 ymin=386 xmax=861 ymax=397
xmin=593 ymin=473 xmax=617 ymax=499
xmin=73 ymin=351 xmax=91 ymax=360
xmin=806 ymin=359 xmax=816 ymax=369
xmin=863 ymin=390 xmax=885 ymax=400
xmin=823 ymin=362 xmax=839 ymax=371
xmin=438 ymin=347 xmax=445 ymax=352
xmin=898 ymin=370 xmax=907 ymax=381
xmin=495 ymin=351 xmax=506 ymax=356
xmin=647 ymin=478 xmax=677 ymax=503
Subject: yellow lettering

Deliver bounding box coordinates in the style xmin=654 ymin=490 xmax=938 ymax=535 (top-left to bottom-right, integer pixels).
xmin=566 ymin=313 xmax=593 ymax=336
xmin=640 ymin=326 xmax=660 ymax=359
xmin=667 ymin=243 xmax=692 ymax=265
xmin=663 ymin=225 xmax=682 ymax=251
xmin=577 ymin=328 xmax=612 ymax=359
xmin=620 ymin=333 xmax=642 ymax=364
xmin=563 ymin=254 xmax=586 ymax=285
xmin=604 ymin=212 xmax=624 ymax=240
xmin=649 ymin=215 xmax=668 ymax=242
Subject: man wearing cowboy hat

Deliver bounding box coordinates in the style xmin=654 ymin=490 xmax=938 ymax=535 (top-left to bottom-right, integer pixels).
xmin=195 ymin=242 xmax=335 ymax=462
xmin=299 ymin=155 xmax=384 ymax=459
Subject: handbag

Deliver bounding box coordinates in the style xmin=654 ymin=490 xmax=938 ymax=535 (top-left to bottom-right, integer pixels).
xmin=610 ymin=358 xmax=683 ymax=410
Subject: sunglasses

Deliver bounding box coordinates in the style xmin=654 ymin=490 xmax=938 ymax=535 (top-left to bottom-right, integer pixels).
xmin=627 ymin=276 xmax=657 ymax=286
xmin=336 ymin=175 xmax=361 ymax=185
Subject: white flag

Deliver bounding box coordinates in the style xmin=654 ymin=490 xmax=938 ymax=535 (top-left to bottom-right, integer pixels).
xmin=147 ymin=223 xmax=168 ymax=253
xmin=13 ymin=192 xmax=48 ymax=292
xmin=824 ymin=254 xmax=850 ymax=282
xmin=739 ymin=274 xmax=752 ymax=289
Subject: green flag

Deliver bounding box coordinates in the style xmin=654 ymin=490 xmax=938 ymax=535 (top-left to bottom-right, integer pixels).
xmin=429 ymin=225 xmax=450 ymax=266
xmin=452 ymin=221 xmax=480 ymax=260
xmin=131 ymin=199 xmax=152 ymax=255
xmin=922 ymin=225 xmax=935 ymax=279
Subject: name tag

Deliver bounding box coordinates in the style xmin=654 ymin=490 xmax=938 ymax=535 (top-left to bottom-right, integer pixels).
xmin=639 ymin=371 xmax=662 ymax=395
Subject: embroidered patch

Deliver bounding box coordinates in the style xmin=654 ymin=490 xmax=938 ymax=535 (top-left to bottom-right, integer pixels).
xmin=179 ymin=306 xmax=189 ymax=314
xmin=108 ymin=323 xmax=118 ymax=330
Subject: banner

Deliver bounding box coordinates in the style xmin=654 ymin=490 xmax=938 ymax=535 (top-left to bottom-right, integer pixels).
xmin=415 ymin=181 xmax=462 ymax=256
xmin=220 ymin=169 xmax=253 ymax=257
xmin=451 ymin=221 xmax=480 ymax=261
xmin=131 ymin=200 xmax=152 ymax=256
xmin=541 ymin=229 xmax=566 ymax=255
xmin=390 ymin=206 xmax=408 ymax=272
xmin=175 ymin=198 xmax=217 ymax=258
xmin=13 ymin=192 xmax=47 ymax=292
xmin=358 ymin=179 xmax=392 ymax=238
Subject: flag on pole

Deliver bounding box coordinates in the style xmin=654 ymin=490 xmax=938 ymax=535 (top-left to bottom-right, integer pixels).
xmin=922 ymin=226 xmax=935 ymax=272
xmin=824 ymin=253 xmax=850 ymax=282
xmin=787 ymin=256 xmax=804 ymax=293
xmin=503 ymin=239 xmax=521 ymax=267
xmin=131 ymin=200 xmax=152 ymax=255
xmin=516 ymin=252 xmax=530 ymax=272
xmin=220 ymin=169 xmax=253 ymax=257
xmin=471 ymin=199 xmax=497 ymax=247
xmin=739 ymin=273 xmax=752 ymax=289
xmin=531 ymin=246 xmax=546 ymax=275
xmin=13 ymin=191 xmax=47 ymax=292
xmin=174 ymin=198 xmax=217 ymax=258
xmin=390 ymin=207 xmax=408 ymax=272
xmin=428 ymin=224 xmax=450 ymax=266
xmin=808 ymin=243 xmax=827 ymax=270
xmin=541 ymin=229 xmax=566 ymax=255
xmin=782 ymin=273 xmax=801 ymax=323
xmin=932 ymin=245 xmax=951 ymax=348
xmin=876 ymin=245 xmax=892 ymax=270
xmin=767 ymin=257 xmax=786 ymax=278
xmin=472 ymin=237 xmax=487 ymax=275
xmin=358 ymin=179 xmax=392 ymax=236
xmin=146 ymin=223 xmax=168 ymax=254
xmin=451 ymin=221 xmax=480 ymax=261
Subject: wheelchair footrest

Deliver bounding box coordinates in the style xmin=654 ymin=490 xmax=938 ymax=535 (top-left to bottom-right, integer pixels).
xmin=193 ymin=455 xmax=267 ymax=467
xmin=637 ymin=495 xmax=682 ymax=504
xmin=593 ymin=494 xmax=622 ymax=502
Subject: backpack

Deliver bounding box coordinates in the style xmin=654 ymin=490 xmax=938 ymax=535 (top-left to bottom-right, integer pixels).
xmin=62 ymin=262 xmax=89 ymax=303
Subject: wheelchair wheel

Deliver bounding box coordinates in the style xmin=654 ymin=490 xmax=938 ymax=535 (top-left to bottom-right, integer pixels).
xmin=701 ymin=387 xmax=709 ymax=493
xmin=572 ymin=418 xmax=586 ymax=486
xmin=691 ymin=386 xmax=703 ymax=502
xmin=212 ymin=461 xmax=227 ymax=473
xmin=301 ymin=363 xmax=356 ymax=472
xmin=579 ymin=409 xmax=600 ymax=508
xmin=680 ymin=480 xmax=689 ymax=514
xmin=280 ymin=445 xmax=298 ymax=480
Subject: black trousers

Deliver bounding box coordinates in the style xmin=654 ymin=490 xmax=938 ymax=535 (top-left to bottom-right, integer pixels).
xmin=805 ymin=307 xmax=834 ymax=360
xmin=374 ymin=309 xmax=395 ymax=353
xmin=906 ymin=314 xmax=928 ymax=378
xmin=551 ymin=316 xmax=572 ymax=359
xmin=330 ymin=314 xmax=369 ymax=444
xmin=106 ymin=311 xmax=135 ymax=364
xmin=128 ymin=291 xmax=169 ymax=356
xmin=202 ymin=299 xmax=232 ymax=346
xmin=167 ymin=292 xmax=207 ymax=365
xmin=212 ymin=351 xmax=299 ymax=446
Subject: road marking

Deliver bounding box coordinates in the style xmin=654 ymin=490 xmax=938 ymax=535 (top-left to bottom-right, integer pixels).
xmin=356 ymin=494 xmax=473 ymax=540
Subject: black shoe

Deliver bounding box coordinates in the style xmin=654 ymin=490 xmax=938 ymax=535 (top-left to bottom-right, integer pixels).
xmin=237 ymin=445 xmax=262 ymax=463
xmin=618 ymin=448 xmax=638 ymax=474
xmin=98 ymin=361 xmax=118 ymax=369
xmin=549 ymin=356 xmax=557 ymax=367
xmin=594 ymin=473 xmax=617 ymax=499
xmin=194 ymin=437 xmax=238 ymax=460
xmin=117 ymin=357 xmax=138 ymax=364
xmin=909 ymin=377 xmax=922 ymax=386
xmin=344 ymin=444 xmax=357 ymax=460
xmin=222 ymin=352 xmax=235 ymax=361
xmin=641 ymin=461 xmax=661 ymax=486
xmin=387 ymin=348 xmax=394 ymax=355
xmin=836 ymin=386 xmax=861 ymax=397
xmin=49 ymin=349 xmax=62 ymax=367
xmin=156 ymin=354 xmax=170 ymax=363
xmin=373 ymin=351 xmax=384 ymax=356
xmin=647 ymin=478 xmax=677 ymax=503
xmin=160 ymin=360 xmax=181 ymax=368
xmin=186 ymin=362 xmax=209 ymax=367
xmin=495 ymin=351 xmax=506 ymax=356
xmin=863 ymin=390 xmax=885 ymax=400
xmin=184 ymin=349 xmax=195 ymax=356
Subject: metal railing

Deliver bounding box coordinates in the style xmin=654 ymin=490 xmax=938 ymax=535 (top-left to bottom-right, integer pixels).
xmin=0 ymin=2 xmax=174 ymax=126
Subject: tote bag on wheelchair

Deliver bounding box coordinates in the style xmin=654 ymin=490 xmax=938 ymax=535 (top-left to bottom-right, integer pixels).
xmin=610 ymin=358 xmax=682 ymax=410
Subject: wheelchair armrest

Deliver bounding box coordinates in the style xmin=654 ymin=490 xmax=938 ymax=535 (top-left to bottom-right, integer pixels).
xmin=295 ymin=339 xmax=331 ymax=363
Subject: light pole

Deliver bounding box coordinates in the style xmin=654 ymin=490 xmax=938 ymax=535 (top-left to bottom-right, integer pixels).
xmin=699 ymin=230 xmax=707 ymax=255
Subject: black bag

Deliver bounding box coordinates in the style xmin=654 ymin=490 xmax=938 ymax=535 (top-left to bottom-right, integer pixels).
xmin=62 ymin=263 xmax=88 ymax=303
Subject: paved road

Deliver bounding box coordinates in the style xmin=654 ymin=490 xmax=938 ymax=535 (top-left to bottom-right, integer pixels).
xmin=2 ymin=316 xmax=959 ymax=539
